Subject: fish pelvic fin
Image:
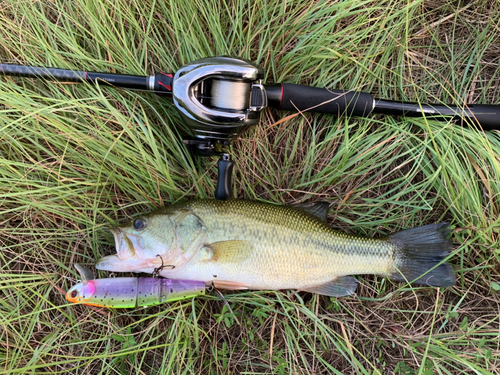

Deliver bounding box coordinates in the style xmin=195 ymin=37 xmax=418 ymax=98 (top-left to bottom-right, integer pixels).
xmin=206 ymin=240 xmax=252 ymax=263
xmin=213 ymin=280 xmax=249 ymax=290
xmin=301 ymin=276 xmax=358 ymax=297
xmin=389 ymin=223 xmax=456 ymax=287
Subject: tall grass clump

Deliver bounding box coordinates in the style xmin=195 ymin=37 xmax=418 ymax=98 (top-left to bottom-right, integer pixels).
xmin=0 ymin=0 xmax=499 ymax=373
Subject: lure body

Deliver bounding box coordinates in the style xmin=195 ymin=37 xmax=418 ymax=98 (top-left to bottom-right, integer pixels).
xmin=66 ymin=276 xmax=205 ymax=308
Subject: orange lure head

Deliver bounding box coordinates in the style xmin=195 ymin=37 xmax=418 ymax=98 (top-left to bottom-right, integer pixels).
xmin=66 ymin=279 xmax=97 ymax=305
xmin=66 ymin=264 xmax=102 ymax=307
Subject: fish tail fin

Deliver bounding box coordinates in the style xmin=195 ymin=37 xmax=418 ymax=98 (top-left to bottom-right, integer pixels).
xmin=388 ymin=223 xmax=456 ymax=287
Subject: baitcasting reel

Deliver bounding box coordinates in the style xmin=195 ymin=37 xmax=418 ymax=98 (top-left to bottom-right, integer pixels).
xmin=172 ymin=57 xmax=268 ymax=200
xmin=173 ymin=56 xmax=267 ymax=145
xmin=1 ymin=56 xmax=499 ymax=200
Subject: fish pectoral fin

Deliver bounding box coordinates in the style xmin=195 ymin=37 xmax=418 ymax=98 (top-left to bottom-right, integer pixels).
xmin=206 ymin=240 xmax=252 ymax=263
xmin=301 ymin=276 xmax=358 ymax=297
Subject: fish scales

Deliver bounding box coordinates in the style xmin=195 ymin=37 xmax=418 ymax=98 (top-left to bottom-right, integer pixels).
xmin=184 ymin=200 xmax=394 ymax=283
xmin=96 ymin=199 xmax=455 ymax=296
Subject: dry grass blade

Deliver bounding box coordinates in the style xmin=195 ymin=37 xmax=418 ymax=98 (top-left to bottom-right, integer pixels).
xmin=0 ymin=0 xmax=499 ymax=374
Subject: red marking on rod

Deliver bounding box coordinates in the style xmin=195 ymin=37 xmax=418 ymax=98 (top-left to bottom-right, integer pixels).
xmin=160 ymin=72 xmax=173 ymax=78
xmin=158 ymin=81 xmax=172 ymax=91
xmin=279 ymin=84 xmax=284 ymax=108
xmin=84 ymin=71 xmax=88 ymax=80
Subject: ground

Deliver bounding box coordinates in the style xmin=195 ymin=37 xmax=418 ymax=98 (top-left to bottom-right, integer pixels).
xmin=0 ymin=0 xmax=499 ymax=374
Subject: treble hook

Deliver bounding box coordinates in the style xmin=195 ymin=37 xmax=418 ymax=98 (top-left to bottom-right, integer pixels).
xmin=152 ymin=254 xmax=175 ymax=277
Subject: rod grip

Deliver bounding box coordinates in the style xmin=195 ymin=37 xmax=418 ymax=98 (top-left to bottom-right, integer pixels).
xmin=269 ymin=83 xmax=374 ymax=117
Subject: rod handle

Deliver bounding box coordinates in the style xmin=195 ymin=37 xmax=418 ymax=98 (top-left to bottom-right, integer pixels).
xmin=266 ymin=83 xmax=374 ymax=117
xmin=215 ymin=154 xmax=234 ymax=201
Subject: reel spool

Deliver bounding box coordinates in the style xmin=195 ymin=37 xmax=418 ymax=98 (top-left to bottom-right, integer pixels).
xmin=209 ymin=79 xmax=251 ymax=111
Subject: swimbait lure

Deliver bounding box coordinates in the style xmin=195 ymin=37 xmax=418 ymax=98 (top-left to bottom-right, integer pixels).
xmin=66 ymin=264 xmax=205 ymax=308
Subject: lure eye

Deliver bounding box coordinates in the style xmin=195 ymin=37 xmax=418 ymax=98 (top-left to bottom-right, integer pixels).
xmin=71 ymin=291 xmax=78 ymax=298
xmin=133 ymin=218 xmax=147 ymax=231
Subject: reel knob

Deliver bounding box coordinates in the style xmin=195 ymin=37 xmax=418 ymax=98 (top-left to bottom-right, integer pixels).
xmin=214 ymin=154 xmax=234 ymax=201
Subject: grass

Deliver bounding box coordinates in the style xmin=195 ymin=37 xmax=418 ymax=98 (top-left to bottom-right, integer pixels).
xmin=0 ymin=0 xmax=499 ymax=373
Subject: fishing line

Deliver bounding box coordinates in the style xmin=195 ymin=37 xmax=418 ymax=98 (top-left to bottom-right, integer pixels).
xmin=209 ymin=79 xmax=251 ymax=111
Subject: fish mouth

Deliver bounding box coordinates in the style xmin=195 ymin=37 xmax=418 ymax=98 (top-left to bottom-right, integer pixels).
xmin=98 ymin=225 xmax=161 ymax=273
xmin=95 ymin=254 xmax=120 ymax=270
xmin=109 ymin=226 xmax=138 ymax=259
xmin=95 ymin=227 xmax=129 ymax=271
xmin=95 ymin=254 xmax=163 ymax=273
xmin=109 ymin=226 xmax=123 ymax=254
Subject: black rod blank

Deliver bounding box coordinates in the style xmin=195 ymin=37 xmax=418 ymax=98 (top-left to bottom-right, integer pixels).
xmin=0 ymin=63 xmax=149 ymax=90
xmin=1 ymin=62 xmax=498 ymax=129
xmin=374 ymin=99 xmax=500 ymax=130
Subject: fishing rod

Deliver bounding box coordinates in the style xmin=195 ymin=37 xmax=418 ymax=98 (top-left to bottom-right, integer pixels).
xmin=2 ymin=57 xmax=499 ymax=199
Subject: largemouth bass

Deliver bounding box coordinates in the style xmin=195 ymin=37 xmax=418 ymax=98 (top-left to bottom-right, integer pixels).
xmin=95 ymin=200 xmax=455 ymax=297
xmin=66 ymin=264 xmax=205 ymax=308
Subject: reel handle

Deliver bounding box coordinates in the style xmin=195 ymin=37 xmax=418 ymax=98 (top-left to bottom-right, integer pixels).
xmin=215 ymin=154 xmax=234 ymax=201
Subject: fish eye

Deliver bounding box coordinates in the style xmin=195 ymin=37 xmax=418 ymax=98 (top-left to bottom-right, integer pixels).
xmin=133 ymin=218 xmax=147 ymax=231
xmin=71 ymin=291 xmax=78 ymax=298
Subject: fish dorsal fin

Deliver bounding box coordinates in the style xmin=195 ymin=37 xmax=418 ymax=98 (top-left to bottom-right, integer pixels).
xmin=206 ymin=240 xmax=252 ymax=263
xmin=301 ymin=276 xmax=357 ymax=297
xmin=291 ymin=201 xmax=330 ymax=223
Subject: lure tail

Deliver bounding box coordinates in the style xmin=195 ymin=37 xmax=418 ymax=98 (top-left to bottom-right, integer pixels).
xmin=389 ymin=223 xmax=455 ymax=287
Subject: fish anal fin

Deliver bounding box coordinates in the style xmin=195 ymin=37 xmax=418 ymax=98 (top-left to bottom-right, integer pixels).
xmin=301 ymin=276 xmax=358 ymax=297
xmin=207 ymin=240 xmax=252 ymax=263
xmin=292 ymin=201 xmax=330 ymax=223
xmin=213 ymin=280 xmax=249 ymax=290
